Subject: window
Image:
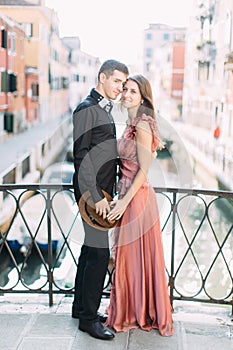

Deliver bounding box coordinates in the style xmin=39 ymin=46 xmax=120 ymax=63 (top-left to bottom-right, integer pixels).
xmin=21 ymin=23 xmax=33 ymax=37
xmin=198 ymin=61 xmax=210 ymax=81
xmin=146 ymin=48 xmax=153 ymax=58
xmin=51 ymin=49 xmax=59 ymax=62
xmin=62 ymin=77 xmax=69 ymax=89
xmin=1 ymin=72 xmax=17 ymax=92
xmin=163 ymin=33 xmax=169 ymax=41
xmin=146 ymin=33 xmax=152 ymax=40
xmin=31 ymin=83 xmax=39 ymax=98
xmin=51 ymin=77 xmax=59 ymax=90
xmin=9 ymin=73 xmax=17 ymax=92
xmin=71 ymin=74 xmax=78 ymax=83
xmin=48 ymin=65 xmax=52 ymax=84
xmin=8 ymin=33 xmax=16 ymax=54
xmin=1 ymin=71 xmax=8 ymax=92
xmin=1 ymin=29 xmax=7 ymax=48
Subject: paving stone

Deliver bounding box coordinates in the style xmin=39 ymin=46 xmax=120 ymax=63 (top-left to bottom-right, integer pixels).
xmin=72 ymin=329 xmax=128 ymax=350
xmin=28 ymin=314 xmax=77 ymax=337
xmin=0 ymin=314 xmax=32 ymax=350
xmin=127 ymin=327 xmax=179 ymax=350
xmin=17 ymin=337 xmax=74 ymax=350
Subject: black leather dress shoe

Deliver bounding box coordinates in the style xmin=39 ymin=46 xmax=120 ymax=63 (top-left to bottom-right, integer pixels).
xmin=79 ymin=320 xmax=114 ymax=340
xmin=72 ymin=309 xmax=107 ymax=323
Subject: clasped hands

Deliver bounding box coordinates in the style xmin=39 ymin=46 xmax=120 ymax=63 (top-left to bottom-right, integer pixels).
xmin=95 ymin=197 xmax=127 ymax=221
xmin=95 ymin=197 xmax=110 ymax=219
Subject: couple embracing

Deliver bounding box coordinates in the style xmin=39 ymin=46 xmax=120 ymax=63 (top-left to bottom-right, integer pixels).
xmin=71 ymin=59 xmax=174 ymax=340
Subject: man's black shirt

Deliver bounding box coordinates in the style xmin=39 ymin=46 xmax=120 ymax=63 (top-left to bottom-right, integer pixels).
xmin=72 ymin=88 xmax=117 ymax=203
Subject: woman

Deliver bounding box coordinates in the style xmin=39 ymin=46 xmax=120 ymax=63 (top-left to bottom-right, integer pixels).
xmin=106 ymin=74 xmax=174 ymax=336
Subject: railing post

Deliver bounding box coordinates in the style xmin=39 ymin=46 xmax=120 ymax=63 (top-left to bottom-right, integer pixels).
xmin=231 ymin=293 xmax=233 ymax=319
xmin=222 ymin=153 xmax=225 ymax=172
xmin=169 ymin=192 xmax=177 ymax=310
xmin=46 ymin=189 xmax=53 ymax=306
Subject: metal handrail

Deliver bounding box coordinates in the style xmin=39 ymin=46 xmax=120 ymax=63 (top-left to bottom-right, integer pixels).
xmin=0 ymin=184 xmax=232 ymax=315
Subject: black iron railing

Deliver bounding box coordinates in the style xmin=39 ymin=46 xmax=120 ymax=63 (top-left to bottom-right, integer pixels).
xmin=0 ymin=184 xmax=232 ymax=315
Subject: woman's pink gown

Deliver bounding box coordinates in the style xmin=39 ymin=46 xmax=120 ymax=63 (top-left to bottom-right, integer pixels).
xmin=106 ymin=114 xmax=174 ymax=336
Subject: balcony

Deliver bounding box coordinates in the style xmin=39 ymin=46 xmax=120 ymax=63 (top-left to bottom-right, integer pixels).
xmin=196 ymin=41 xmax=216 ymax=63
xmin=0 ymin=183 xmax=232 ymax=317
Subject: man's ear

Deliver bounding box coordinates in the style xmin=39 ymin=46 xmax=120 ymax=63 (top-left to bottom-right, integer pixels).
xmin=99 ymin=72 xmax=107 ymax=84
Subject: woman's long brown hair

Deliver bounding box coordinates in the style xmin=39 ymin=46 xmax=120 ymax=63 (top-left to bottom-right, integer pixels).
xmin=126 ymin=74 xmax=164 ymax=150
xmin=127 ymin=74 xmax=155 ymax=119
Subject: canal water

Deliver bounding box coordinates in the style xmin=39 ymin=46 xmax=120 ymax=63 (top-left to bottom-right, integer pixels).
xmin=152 ymin=151 xmax=233 ymax=304
xmin=0 ymin=127 xmax=232 ymax=306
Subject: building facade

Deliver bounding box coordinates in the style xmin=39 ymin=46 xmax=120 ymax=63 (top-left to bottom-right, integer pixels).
xmin=0 ymin=13 xmax=26 ymax=139
xmin=0 ymin=0 xmax=70 ymax=124
xmin=0 ymin=0 xmax=100 ymax=137
xmin=62 ymin=36 xmax=100 ymax=112
xmin=143 ymin=23 xmax=186 ymax=119
xmin=182 ymin=0 xmax=233 ymax=140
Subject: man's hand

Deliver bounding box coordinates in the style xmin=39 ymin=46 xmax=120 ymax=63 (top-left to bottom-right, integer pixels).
xmin=95 ymin=197 xmax=110 ymax=219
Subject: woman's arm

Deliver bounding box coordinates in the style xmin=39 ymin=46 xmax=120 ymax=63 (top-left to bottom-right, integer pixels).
xmin=107 ymin=120 xmax=155 ymax=221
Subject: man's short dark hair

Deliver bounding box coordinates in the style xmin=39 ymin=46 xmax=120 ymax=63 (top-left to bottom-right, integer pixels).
xmin=98 ymin=59 xmax=129 ymax=80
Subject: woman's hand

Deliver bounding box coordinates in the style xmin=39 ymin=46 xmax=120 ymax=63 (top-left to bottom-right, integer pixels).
xmin=107 ymin=199 xmax=128 ymax=221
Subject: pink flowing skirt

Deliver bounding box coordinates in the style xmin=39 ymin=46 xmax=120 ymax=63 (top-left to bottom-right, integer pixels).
xmin=106 ymin=183 xmax=174 ymax=336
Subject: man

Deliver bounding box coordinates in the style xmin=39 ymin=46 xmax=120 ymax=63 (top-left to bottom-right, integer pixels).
xmin=72 ymin=59 xmax=129 ymax=340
